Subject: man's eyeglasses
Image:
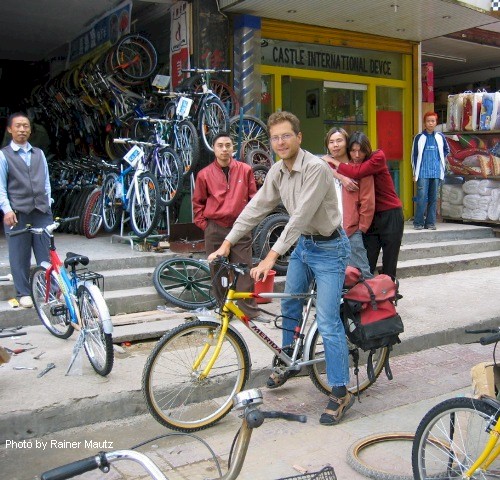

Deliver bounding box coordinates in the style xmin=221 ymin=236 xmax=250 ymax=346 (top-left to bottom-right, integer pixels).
xmin=270 ymin=133 xmax=295 ymax=143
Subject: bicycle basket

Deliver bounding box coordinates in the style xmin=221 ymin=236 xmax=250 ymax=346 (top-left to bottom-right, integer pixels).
xmin=277 ymin=466 xmax=337 ymax=480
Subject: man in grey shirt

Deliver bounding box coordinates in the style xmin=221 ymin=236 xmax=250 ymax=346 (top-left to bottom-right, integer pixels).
xmin=208 ymin=111 xmax=353 ymax=426
xmin=0 ymin=112 xmax=53 ymax=308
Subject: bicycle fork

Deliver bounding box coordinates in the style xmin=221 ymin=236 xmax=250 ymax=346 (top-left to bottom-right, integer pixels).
xmin=464 ymin=413 xmax=500 ymax=477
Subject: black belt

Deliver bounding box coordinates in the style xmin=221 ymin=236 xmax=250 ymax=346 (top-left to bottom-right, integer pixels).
xmin=303 ymin=228 xmax=341 ymax=242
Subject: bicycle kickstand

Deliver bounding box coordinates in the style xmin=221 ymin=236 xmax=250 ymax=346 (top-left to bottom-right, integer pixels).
xmin=65 ymin=331 xmax=85 ymax=376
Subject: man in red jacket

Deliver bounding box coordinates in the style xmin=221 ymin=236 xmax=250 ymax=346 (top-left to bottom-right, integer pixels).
xmin=193 ymin=132 xmax=261 ymax=319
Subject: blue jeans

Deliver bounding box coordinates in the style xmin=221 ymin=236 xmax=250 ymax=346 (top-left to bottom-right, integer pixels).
xmin=281 ymin=231 xmax=351 ymax=387
xmin=348 ymin=230 xmax=373 ymax=279
xmin=414 ymin=177 xmax=440 ymax=227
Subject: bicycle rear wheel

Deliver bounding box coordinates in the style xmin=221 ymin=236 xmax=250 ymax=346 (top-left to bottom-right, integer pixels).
xmin=412 ymin=397 xmax=500 ymax=479
xmin=175 ymin=119 xmax=200 ymax=177
xmin=110 ymin=34 xmax=157 ymax=82
xmin=77 ymin=284 xmax=114 ymax=376
xmin=142 ymin=320 xmax=250 ymax=431
xmin=129 ymin=172 xmax=161 ymax=238
xmin=153 ymin=257 xmax=216 ymax=309
xmin=308 ymin=327 xmax=388 ymax=395
xmin=198 ymin=97 xmax=230 ymax=152
xmin=31 ymin=266 xmax=74 ymax=339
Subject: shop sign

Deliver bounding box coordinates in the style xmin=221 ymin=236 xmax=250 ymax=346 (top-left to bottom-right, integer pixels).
xmin=67 ymin=0 xmax=132 ymax=64
xmin=261 ymin=39 xmax=402 ymax=79
xmin=170 ymin=1 xmax=191 ymax=89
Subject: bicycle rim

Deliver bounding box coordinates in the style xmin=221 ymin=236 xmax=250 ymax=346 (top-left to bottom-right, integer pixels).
xmin=143 ymin=320 xmax=250 ymax=431
xmin=412 ymin=397 xmax=500 ymax=479
xmin=153 ymin=258 xmax=216 ymax=309
xmin=130 ymin=172 xmax=161 ymax=238
xmin=31 ymin=266 xmax=74 ymax=339
xmin=78 ymin=284 xmax=114 ymax=376
xmin=308 ymin=328 xmax=388 ymax=395
xmin=153 ymin=147 xmax=183 ymax=206
xmin=348 ymin=433 xmax=415 ymax=480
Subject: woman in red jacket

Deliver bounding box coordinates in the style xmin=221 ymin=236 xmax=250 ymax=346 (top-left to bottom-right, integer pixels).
xmin=328 ymin=132 xmax=403 ymax=278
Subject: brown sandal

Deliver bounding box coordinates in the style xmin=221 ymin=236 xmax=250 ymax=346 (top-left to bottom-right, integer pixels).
xmin=319 ymin=391 xmax=355 ymax=425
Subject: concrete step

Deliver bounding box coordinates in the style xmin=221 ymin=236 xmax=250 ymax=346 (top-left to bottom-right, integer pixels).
xmin=399 ymin=237 xmax=500 ymax=261
xmin=401 ymin=224 xmax=494 ymax=244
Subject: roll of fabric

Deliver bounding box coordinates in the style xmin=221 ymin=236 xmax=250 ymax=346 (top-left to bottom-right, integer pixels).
xmin=463 ymin=194 xmax=491 ymax=210
xmin=442 ymin=184 xmax=465 ymax=205
xmin=441 ymin=201 xmax=463 ymax=219
xmin=462 ymin=180 xmax=481 ymax=194
xmin=488 ymin=189 xmax=500 ymax=221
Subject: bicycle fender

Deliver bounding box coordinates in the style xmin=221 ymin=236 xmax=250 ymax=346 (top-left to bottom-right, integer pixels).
xmin=303 ymin=318 xmax=319 ymax=360
xmin=82 ymin=284 xmax=113 ymax=334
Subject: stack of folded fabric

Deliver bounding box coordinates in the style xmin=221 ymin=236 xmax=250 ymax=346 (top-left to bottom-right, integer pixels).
xmin=462 ymin=179 xmax=500 ymax=221
xmin=441 ymin=184 xmax=464 ymax=219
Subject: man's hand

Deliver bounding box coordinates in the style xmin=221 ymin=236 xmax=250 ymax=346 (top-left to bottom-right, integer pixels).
xmin=250 ymin=251 xmax=279 ymax=282
xmin=3 ymin=211 xmax=17 ymax=228
xmin=207 ymin=240 xmax=231 ymax=262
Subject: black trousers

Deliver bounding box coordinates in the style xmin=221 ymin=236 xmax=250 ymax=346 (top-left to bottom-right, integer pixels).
xmin=363 ymin=207 xmax=404 ymax=278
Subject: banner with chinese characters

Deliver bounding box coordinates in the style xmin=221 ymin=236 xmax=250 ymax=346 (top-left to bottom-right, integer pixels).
xmin=67 ymin=0 xmax=132 ymax=65
xmin=170 ymin=1 xmax=191 ymax=89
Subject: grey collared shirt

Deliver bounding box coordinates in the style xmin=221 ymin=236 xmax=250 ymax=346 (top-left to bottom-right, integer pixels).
xmin=225 ymin=149 xmax=342 ymax=255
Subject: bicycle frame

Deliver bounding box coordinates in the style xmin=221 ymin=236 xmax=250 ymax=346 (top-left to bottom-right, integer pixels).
xmin=37 ymin=227 xmax=82 ymax=328
xmin=194 ymin=263 xmax=323 ymax=381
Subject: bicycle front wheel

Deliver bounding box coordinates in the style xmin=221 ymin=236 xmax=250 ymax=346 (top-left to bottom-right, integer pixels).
xmin=153 ymin=147 xmax=183 ymax=206
xmin=153 ymin=257 xmax=216 ymax=309
xmin=130 ymin=172 xmax=161 ymax=238
xmin=101 ymin=173 xmax=121 ymax=233
xmin=412 ymin=397 xmax=500 ymax=479
xmin=82 ymin=189 xmax=103 ymax=239
xmin=77 ymin=284 xmax=114 ymax=376
xmin=308 ymin=327 xmax=388 ymax=395
xmin=198 ymin=97 xmax=230 ymax=152
xmin=31 ymin=266 xmax=74 ymax=339
xmin=143 ymin=320 xmax=250 ymax=431
xmin=175 ymin=119 xmax=200 ymax=177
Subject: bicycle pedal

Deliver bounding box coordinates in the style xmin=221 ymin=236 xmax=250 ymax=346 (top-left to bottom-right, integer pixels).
xmin=50 ymin=304 xmax=68 ymax=316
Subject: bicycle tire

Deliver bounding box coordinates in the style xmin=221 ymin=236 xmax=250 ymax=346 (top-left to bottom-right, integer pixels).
xmin=142 ymin=320 xmax=250 ymax=431
xmin=153 ymin=146 xmax=183 ymax=206
xmin=82 ymin=189 xmax=103 ymax=239
xmin=253 ymin=213 xmax=294 ymax=275
xmin=308 ymin=326 xmax=388 ymax=396
xmin=198 ymin=97 xmax=230 ymax=152
xmin=175 ymin=119 xmax=200 ymax=177
xmin=101 ymin=173 xmax=122 ymax=233
xmin=31 ymin=266 xmax=74 ymax=339
xmin=111 ymin=34 xmax=158 ymax=81
xmin=229 ymin=114 xmax=269 ymax=155
xmin=347 ymin=433 xmax=415 ymax=480
xmin=77 ymin=284 xmax=114 ymax=376
xmin=153 ymin=257 xmax=216 ymax=309
xmin=252 ymin=164 xmax=269 ymax=190
xmin=130 ymin=171 xmax=161 ymax=238
xmin=412 ymin=397 xmax=500 ymax=479
xmin=245 ymin=148 xmax=273 ymax=169
xmin=189 ymin=77 xmax=239 ymax=117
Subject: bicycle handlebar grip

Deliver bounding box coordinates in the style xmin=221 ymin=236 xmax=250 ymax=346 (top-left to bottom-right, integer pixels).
xmin=466 ymin=328 xmax=498 ymax=334
xmin=263 ymin=411 xmax=307 ymax=423
xmin=6 ymin=227 xmax=30 ymax=237
xmin=480 ymin=332 xmax=500 ymax=345
xmin=40 ymin=456 xmax=100 ymax=480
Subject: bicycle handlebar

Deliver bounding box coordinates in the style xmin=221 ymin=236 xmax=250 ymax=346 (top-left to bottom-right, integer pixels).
xmin=262 ymin=411 xmax=307 ymax=423
xmin=480 ymin=332 xmax=500 ymax=345
xmin=41 ymin=455 xmax=100 ymax=480
xmin=7 ymin=217 xmax=80 ymax=237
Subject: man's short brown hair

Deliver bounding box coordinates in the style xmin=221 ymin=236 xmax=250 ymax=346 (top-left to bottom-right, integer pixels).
xmin=267 ymin=111 xmax=301 ymax=134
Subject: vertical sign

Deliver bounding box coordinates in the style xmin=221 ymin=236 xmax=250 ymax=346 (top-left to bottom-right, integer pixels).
xmin=376 ymin=110 xmax=403 ymax=160
xmin=170 ymin=1 xmax=191 ymax=89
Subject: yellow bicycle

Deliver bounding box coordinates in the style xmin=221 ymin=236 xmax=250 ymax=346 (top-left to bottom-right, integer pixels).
xmin=412 ymin=328 xmax=500 ymax=479
xmin=142 ymin=256 xmax=389 ymax=432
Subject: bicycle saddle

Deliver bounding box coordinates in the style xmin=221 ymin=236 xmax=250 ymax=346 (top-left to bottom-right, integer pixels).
xmin=64 ymin=252 xmax=90 ymax=268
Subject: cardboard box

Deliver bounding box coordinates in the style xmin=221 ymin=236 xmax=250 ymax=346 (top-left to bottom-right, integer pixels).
xmin=471 ymin=362 xmax=500 ymax=398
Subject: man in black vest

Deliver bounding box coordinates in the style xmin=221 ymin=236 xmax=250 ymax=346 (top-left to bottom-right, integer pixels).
xmin=0 ymin=112 xmax=53 ymax=308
